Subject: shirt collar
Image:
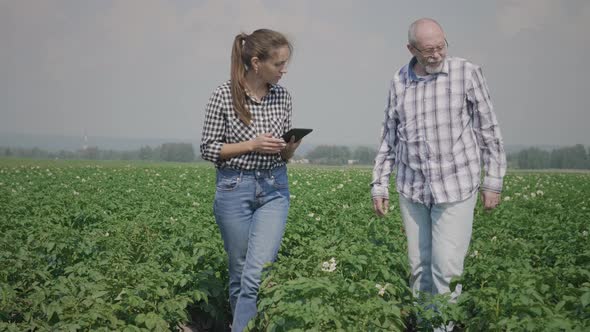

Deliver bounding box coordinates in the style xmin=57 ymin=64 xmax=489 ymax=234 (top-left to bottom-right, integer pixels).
xmin=406 ymin=56 xmax=450 ymax=83
xmin=268 ymin=83 xmax=279 ymax=94
xmin=244 ymin=83 xmax=279 ymax=95
xmin=246 ymin=83 xmax=279 ymax=103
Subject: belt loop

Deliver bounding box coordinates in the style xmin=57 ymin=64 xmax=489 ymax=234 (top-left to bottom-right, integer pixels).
xmin=239 ymin=169 xmax=243 ymax=180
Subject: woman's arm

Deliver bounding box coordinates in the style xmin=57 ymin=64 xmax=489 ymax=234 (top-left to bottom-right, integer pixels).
xmin=220 ymin=134 xmax=286 ymax=160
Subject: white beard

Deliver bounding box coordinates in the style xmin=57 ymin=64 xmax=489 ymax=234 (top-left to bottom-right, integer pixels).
xmin=424 ymin=61 xmax=444 ymax=74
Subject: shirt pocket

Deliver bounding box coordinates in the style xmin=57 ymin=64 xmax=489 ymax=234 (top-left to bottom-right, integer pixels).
xmin=227 ymin=114 xmax=256 ymax=142
xmin=255 ymin=104 xmax=286 ymax=138
xmin=396 ymin=123 xmax=425 ymax=170
xmin=447 ymin=88 xmax=467 ymax=113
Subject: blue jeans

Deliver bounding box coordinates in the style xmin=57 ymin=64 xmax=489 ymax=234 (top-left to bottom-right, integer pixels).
xmin=398 ymin=193 xmax=477 ymax=301
xmin=213 ymin=165 xmax=290 ymax=332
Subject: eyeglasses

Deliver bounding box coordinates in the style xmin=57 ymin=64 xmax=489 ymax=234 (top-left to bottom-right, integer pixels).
xmin=412 ymin=39 xmax=448 ymax=57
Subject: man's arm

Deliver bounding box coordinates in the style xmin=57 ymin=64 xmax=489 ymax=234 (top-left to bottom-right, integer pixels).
xmin=371 ymin=84 xmax=398 ymax=216
xmin=467 ymin=66 xmax=507 ymax=209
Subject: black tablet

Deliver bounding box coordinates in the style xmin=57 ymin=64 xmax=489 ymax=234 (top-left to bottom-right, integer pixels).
xmin=282 ymin=128 xmax=313 ymax=143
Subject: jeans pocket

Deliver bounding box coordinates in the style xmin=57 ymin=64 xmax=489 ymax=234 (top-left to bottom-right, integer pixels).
xmin=216 ymin=174 xmax=241 ymax=192
xmin=271 ymin=171 xmax=289 ymax=189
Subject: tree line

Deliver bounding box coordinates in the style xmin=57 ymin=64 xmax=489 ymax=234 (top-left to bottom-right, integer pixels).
xmin=302 ymin=145 xmax=377 ymax=165
xmin=0 ymin=143 xmax=197 ymax=163
xmin=299 ymin=144 xmax=590 ymax=169
xmin=507 ymin=144 xmax=590 ymax=169
xmin=2 ymin=143 xmax=589 ymax=169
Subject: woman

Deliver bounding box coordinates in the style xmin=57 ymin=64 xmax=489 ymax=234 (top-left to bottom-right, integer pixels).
xmin=200 ymin=29 xmax=300 ymax=332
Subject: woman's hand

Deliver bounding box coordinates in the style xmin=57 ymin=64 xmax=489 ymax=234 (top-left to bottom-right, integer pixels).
xmin=250 ymin=133 xmax=286 ymax=154
xmin=281 ymin=136 xmax=302 ymax=160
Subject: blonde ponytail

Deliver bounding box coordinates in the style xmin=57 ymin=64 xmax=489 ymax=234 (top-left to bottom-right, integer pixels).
xmin=230 ymin=34 xmax=251 ymax=125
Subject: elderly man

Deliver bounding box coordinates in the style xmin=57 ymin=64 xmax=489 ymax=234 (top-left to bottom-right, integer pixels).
xmin=371 ymin=17 xmax=506 ymax=308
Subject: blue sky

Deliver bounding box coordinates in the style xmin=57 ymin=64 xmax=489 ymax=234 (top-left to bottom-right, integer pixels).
xmin=1 ymin=0 xmax=589 ymax=146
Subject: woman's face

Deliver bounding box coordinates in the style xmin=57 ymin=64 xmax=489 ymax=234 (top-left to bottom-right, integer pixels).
xmin=257 ymin=46 xmax=290 ymax=84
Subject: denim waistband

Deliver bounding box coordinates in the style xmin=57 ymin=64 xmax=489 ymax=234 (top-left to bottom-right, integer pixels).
xmin=217 ymin=164 xmax=287 ymax=178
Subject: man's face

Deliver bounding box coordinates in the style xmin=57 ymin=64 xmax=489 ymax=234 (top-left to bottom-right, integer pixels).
xmin=410 ymin=30 xmax=448 ymax=74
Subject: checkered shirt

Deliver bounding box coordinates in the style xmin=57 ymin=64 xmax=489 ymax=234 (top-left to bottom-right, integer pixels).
xmin=200 ymin=81 xmax=292 ymax=170
xmin=371 ymin=56 xmax=507 ymax=205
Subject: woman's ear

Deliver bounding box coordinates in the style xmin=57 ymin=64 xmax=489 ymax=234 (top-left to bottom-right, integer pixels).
xmin=250 ymin=57 xmax=260 ymax=73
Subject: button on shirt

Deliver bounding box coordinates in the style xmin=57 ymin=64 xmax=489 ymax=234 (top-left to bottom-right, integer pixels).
xmin=200 ymin=81 xmax=292 ymax=170
xmin=371 ymin=56 xmax=507 ymax=205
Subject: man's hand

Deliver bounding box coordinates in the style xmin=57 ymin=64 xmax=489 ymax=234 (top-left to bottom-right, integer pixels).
xmin=373 ymin=197 xmax=389 ymax=217
xmin=480 ymin=191 xmax=501 ymax=210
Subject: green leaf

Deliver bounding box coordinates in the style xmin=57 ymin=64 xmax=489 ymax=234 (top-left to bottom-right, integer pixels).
xmin=92 ymin=290 xmax=109 ymax=299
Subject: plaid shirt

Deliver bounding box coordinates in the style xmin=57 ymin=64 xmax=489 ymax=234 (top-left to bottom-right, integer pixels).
xmin=200 ymin=81 xmax=292 ymax=170
xmin=371 ymin=56 xmax=506 ymax=205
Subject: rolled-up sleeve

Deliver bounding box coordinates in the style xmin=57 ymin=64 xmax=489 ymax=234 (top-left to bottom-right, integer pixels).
xmin=200 ymin=89 xmax=226 ymax=163
xmin=283 ymin=92 xmax=293 ymax=134
xmin=467 ymin=66 xmax=507 ymax=193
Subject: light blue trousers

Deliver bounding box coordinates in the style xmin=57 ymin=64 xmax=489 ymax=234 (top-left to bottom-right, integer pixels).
xmin=213 ymin=165 xmax=289 ymax=332
xmin=398 ymin=193 xmax=477 ymax=301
